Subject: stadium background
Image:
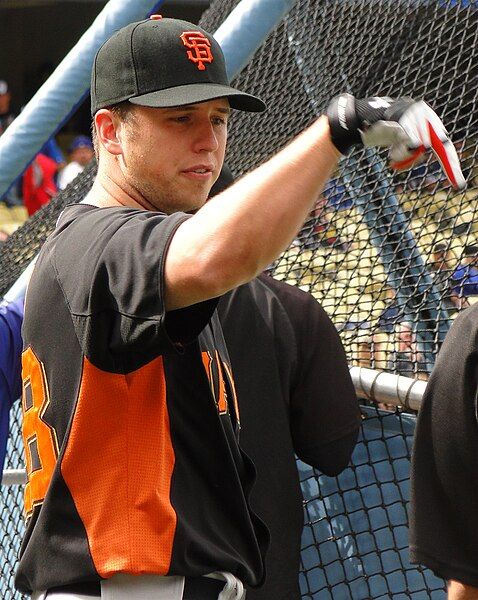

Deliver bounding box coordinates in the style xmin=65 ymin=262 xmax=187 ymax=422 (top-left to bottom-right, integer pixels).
xmin=1 ymin=0 xmax=477 ymax=597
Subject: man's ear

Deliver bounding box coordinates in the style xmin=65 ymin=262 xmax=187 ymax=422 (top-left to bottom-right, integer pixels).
xmin=94 ymin=110 xmax=123 ymax=156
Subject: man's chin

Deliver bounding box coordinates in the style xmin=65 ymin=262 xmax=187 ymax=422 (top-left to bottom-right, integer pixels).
xmin=154 ymin=195 xmax=207 ymax=215
xmin=177 ymin=191 xmax=209 ymax=214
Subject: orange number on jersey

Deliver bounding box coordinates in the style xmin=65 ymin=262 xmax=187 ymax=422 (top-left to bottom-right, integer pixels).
xmin=201 ymin=351 xmax=228 ymax=414
xmin=21 ymin=346 xmax=59 ymax=519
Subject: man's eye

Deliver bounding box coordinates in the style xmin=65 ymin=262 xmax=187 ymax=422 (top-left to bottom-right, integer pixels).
xmin=174 ymin=115 xmax=190 ymax=123
xmin=212 ymin=117 xmax=227 ymax=126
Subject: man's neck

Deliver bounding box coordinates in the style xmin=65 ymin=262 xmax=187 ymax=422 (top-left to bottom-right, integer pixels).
xmin=85 ymin=173 xmax=149 ymax=210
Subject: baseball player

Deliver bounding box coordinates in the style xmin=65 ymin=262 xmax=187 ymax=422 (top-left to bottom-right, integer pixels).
xmin=18 ymin=15 xmax=463 ymax=600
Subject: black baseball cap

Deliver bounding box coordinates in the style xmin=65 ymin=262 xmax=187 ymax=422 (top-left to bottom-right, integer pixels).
xmin=91 ymin=16 xmax=265 ymax=115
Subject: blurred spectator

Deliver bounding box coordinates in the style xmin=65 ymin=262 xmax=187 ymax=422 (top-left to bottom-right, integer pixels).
xmin=393 ymin=321 xmax=427 ymax=378
xmin=22 ymin=153 xmax=58 ymax=216
xmin=429 ymin=243 xmax=460 ymax=312
xmin=378 ymin=287 xmax=401 ymax=332
xmin=451 ymin=244 xmax=478 ymax=302
xmin=0 ymin=80 xmax=14 ymax=135
xmin=373 ymin=319 xmax=427 ymax=383
xmin=57 ymin=135 xmax=94 ymax=190
xmin=354 ymin=329 xmax=372 ymax=367
xmin=408 ymin=159 xmax=443 ymax=190
xmin=323 ymin=177 xmax=354 ymax=210
xmin=0 ymin=80 xmax=23 ymax=208
xmin=303 ymin=194 xmax=352 ymax=251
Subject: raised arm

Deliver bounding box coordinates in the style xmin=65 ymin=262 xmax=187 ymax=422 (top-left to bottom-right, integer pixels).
xmin=165 ymin=95 xmax=464 ymax=310
xmin=165 ymin=116 xmax=338 ymax=309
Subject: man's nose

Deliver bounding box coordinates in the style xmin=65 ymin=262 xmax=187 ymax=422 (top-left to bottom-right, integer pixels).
xmin=193 ymin=121 xmax=219 ymax=153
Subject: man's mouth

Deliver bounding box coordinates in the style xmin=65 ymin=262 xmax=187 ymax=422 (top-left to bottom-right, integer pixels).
xmin=182 ymin=166 xmax=214 ymax=179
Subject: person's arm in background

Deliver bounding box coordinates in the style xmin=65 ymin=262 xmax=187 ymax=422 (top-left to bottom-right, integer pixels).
xmin=0 ymin=297 xmax=24 ymax=480
xmin=261 ymin=275 xmax=361 ymax=475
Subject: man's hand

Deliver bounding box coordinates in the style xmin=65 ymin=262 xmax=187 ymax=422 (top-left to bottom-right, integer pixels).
xmin=327 ymin=93 xmax=465 ymax=190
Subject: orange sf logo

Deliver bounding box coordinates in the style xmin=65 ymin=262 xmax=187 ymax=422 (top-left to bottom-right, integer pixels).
xmin=180 ymin=31 xmax=214 ymax=71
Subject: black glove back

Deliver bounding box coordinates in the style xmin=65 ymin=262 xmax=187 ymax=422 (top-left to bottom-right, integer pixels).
xmin=327 ymin=93 xmax=465 ymax=190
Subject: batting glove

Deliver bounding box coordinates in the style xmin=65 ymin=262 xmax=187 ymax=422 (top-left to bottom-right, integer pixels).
xmin=327 ymin=94 xmax=465 ymax=190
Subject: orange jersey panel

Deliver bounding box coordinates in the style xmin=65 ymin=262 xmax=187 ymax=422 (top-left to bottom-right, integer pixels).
xmin=61 ymin=356 xmax=176 ymax=577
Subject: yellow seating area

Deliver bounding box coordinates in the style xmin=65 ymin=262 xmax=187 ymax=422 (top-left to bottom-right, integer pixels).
xmin=273 ymin=188 xmax=478 ymax=372
xmin=0 ymin=203 xmax=28 ymax=235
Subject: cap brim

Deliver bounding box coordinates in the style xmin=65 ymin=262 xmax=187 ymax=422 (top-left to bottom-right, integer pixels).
xmin=129 ymin=83 xmax=266 ymax=113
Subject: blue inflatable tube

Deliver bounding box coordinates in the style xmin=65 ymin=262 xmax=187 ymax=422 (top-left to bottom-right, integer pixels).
xmin=215 ymin=0 xmax=297 ymax=80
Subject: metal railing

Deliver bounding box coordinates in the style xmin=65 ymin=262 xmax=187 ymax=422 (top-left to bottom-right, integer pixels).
xmin=2 ymin=367 xmax=425 ymax=486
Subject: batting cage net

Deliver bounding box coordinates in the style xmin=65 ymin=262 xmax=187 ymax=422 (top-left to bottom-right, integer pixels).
xmin=1 ymin=0 xmax=478 ymax=597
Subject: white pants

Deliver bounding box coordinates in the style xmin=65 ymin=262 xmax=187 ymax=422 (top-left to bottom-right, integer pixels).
xmin=32 ymin=572 xmax=246 ymax=600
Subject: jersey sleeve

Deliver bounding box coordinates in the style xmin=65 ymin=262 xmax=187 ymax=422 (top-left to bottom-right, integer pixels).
xmin=0 ymin=297 xmax=24 ymax=405
xmin=0 ymin=298 xmax=24 ymax=479
xmin=288 ymin=290 xmax=360 ymax=463
xmin=50 ymin=207 xmax=217 ymax=366
xmin=259 ymin=276 xmax=361 ymax=469
xmin=410 ymin=305 xmax=478 ymax=586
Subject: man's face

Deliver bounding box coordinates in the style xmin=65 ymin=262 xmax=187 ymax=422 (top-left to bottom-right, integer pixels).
xmin=432 ymin=251 xmax=447 ymax=268
xmin=72 ymin=146 xmax=94 ymax=167
xmin=117 ymin=99 xmax=229 ymax=214
xmin=396 ymin=324 xmax=414 ymax=347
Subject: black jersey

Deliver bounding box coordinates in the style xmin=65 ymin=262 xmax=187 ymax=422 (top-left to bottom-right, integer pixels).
xmin=16 ymin=204 xmax=267 ymax=594
xmin=218 ymin=275 xmax=361 ymax=599
xmin=410 ymin=304 xmax=478 ymax=587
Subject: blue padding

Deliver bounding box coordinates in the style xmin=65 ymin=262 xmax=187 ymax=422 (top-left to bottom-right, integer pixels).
xmin=213 ymin=0 xmax=297 ymax=81
xmin=0 ymin=0 xmax=165 ymax=199
xmin=298 ymin=408 xmax=446 ymax=599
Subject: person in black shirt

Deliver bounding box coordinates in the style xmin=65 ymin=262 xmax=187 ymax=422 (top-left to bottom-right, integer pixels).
xmin=18 ymin=15 xmax=464 ymax=600
xmin=219 ymin=277 xmax=360 ymax=599
xmin=410 ymin=304 xmax=478 ymax=599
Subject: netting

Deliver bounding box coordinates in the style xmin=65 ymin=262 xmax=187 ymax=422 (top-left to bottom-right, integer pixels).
xmin=3 ymin=0 xmax=478 ymax=596
xmin=298 ymin=408 xmax=445 ymax=599
xmin=1 ymin=406 xmax=445 ymax=600
xmin=200 ymin=0 xmax=478 ymax=379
